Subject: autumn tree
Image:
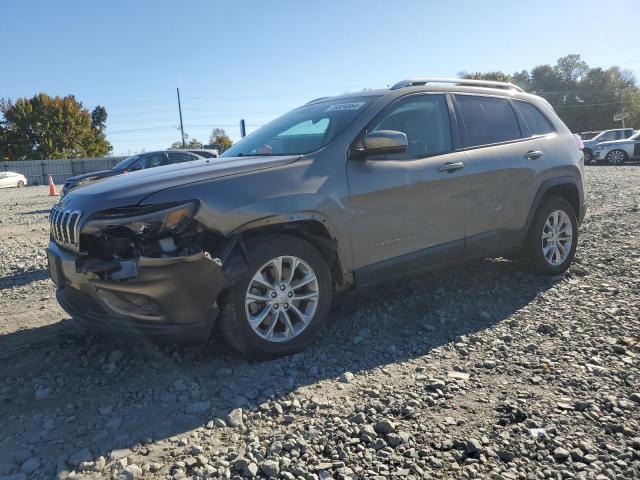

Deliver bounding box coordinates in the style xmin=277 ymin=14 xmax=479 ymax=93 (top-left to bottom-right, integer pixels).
xmin=0 ymin=93 xmax=111 ymax=160
xmin=209 ymin=128 xmax=233 ymax=153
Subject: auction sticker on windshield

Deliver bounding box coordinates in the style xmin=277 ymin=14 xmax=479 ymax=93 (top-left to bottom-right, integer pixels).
xmin=325 ymin=102 xmax=366 ymax=112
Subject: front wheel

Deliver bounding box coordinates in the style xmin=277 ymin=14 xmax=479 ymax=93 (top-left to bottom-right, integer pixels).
xmin=606 ymin=149 xmax=627 ymax=165
xmin=522 ymin=197 xmax=578 ymax=275
xmin=220 ymin=234 xmax=333 ymax=359
xmin=17 ymin=180 xmax=24 ymax=187
xmin=583 ymin=149 xmax=593 ymax=163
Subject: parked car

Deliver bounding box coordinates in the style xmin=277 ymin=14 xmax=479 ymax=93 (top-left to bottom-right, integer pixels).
xmin=186 ymin=148 xmax=218 ymax=158
xmin=61 ymin=150 xmax=213 ymax=196
xmin=47 ymin=77 xmax=586 ymax=359
xmin=593 ymin=131 xmax=640 ymax=165
xmin=582 ymin=128 xmax=636 ymax=163
xmin=0 ymin=171 xmax=27 ymax=188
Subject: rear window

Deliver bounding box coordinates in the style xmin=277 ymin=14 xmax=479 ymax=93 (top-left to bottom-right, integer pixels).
xmin=456 ymin=95 xmax=522 ymax=147
xmin=513 ymin=101 xmax=555 ymax=136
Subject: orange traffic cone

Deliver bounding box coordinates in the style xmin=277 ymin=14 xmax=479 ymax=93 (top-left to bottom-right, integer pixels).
xmin=48 ymin=175 xmax=57 ymax=196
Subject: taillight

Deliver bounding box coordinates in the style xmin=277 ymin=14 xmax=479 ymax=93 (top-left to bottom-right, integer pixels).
xmin=573 ymin=134 xmax=584 ymax=151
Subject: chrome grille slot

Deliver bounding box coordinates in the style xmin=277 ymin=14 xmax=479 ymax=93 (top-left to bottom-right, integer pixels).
xmin=50 ymin=206 xmax=82 ymax=251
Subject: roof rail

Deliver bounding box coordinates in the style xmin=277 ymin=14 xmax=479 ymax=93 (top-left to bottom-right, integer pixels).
xmin=391 ymin=77 xmax=525 ymax=93
xmin=306 ymin=96 xmax=332 ymax=105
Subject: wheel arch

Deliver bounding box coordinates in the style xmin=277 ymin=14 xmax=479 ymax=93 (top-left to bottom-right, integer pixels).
xmin=524 ymin=176 xmax=583 ymax=236
xmin=225 ymin=214 xmax=350 ymax=290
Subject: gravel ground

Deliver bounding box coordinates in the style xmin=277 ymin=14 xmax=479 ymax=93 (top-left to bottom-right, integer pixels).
xmin=0 ymin=167 xmax=639 ymax=480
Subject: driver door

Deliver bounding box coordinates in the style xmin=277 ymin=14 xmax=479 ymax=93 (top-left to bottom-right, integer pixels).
xmin=345 ymin=93 xmax=467 ymax=285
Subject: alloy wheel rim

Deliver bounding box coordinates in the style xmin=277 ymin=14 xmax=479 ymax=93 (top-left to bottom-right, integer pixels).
xmin=608 ymin=150 xmax=624 ymax=165
xmin=245 ymin=255 xmax=319 ymax=342
xmin=541 ymin=210 xmax=573 ymax=266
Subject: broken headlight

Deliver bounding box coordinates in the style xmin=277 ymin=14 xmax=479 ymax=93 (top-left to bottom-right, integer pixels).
xmin=83 ymin=201 xmax=198 ymax=237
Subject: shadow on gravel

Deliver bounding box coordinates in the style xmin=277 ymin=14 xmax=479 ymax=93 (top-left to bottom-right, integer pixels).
xmin=0 ymin=258 xmax=563 ymax=473
xmin=0 ymin=268 xmax=49 ymax=290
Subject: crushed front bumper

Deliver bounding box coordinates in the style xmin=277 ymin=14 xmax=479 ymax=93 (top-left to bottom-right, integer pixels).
xmin=47 ymin=241 xmax=225 ymax=344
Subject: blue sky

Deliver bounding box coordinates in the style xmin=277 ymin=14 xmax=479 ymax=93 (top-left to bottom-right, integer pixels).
xmin=1 ymin=0 xmax=638 ymax=156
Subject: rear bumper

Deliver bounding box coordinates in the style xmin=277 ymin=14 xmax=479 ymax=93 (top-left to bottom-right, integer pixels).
xmin=47 ymin=241 xmax=225 ymax=344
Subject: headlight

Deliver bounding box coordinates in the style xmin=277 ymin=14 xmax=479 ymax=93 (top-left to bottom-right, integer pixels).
xmin=83 ymin=201 xmax=198 ymax=236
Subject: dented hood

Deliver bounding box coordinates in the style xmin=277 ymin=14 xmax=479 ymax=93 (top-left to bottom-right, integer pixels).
xmin=57 ymin=155 xmax=300 ymax=213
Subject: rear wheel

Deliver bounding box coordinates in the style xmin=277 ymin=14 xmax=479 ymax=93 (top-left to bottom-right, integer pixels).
xmin=220 ymin=234 xmax=333 ymax=359
xmin=606 ymin=149 xmax=627 ymax=165
xmin=17 ymin=180 xmax=24 ymax=187
xmin=522 ymin=197 xmax=577 ymax=275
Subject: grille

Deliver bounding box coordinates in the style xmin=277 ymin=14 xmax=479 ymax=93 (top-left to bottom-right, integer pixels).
xmin=62 ymin=286 xmax=106 ymax=315
xmin=50 ymin=205 xmax=82 ymax=250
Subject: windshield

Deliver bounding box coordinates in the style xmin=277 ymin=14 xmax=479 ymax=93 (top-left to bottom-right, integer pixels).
xmin=222 ymin=96 xmax=378 ymax=157
xmin=114 ymin=154 xmax=142 ymax=170
xmin=629 ymin=131 xmax=640 ymax=140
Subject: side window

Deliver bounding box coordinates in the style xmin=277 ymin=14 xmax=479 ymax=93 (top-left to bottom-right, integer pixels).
xmin=168 ymin=152 xmax=190 ymax=164
xmin=600 ymin=131 xmax=615 ymax=141
xmin=367 ymin=94 xmax=452 ymax=159
xmin=0 ymin=173 xmax=7 ymax=179
xmin=456 ymin=95 xmax=522 ymax=147
xmin=143 ymin=153 xmax=168 ymax=168
xmin=513 ymin=101 xmax=555 ymax=136
xmin=614 ymin=131 xmax=623 ymax=140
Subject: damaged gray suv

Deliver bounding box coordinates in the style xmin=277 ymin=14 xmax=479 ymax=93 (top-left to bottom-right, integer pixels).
xmin=47 ymin=78 xmax=586 ymax=358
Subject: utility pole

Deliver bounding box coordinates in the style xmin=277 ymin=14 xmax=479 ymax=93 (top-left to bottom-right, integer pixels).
xmin=176 ymin=87 xmax=186 ymax=148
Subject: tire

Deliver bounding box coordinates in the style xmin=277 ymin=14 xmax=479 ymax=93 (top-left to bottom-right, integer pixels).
xmin=17 ymin=180 xmax=24 ymax=187
xmin=606 ymin=149 xmax=627 ymax=166
xmin=522 ymin=197 xmax=578 ymax=276
xmin=220 ymin=234 xmax=333 ymax=359
xmin=583 ymin=149 xmax=593 ymax=163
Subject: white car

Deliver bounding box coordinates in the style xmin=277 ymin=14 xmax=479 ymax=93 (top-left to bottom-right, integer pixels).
xmin=593 ymin=131 xmax=640 ymax=165
xmin=0 ymin=171 xmax=27 ymax=188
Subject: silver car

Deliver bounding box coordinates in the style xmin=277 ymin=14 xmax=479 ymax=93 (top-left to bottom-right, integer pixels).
xmin=581 ymin=128 xmax=636 ymax=163
xmin=593 ymin=131 xmax=640 ymax=165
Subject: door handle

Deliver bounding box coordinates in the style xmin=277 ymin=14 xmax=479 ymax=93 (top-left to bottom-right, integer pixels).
xmin=437 ymin=161 xmax=465 ymax=173
xmin=524 ymin=150 xmax=544 ymax=160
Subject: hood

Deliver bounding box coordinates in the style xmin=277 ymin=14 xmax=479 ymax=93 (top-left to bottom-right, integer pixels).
xmin=66 ymin=169 xmax=120 ymax=183
xmin=57 ymin=155 xmax=300 ymax=213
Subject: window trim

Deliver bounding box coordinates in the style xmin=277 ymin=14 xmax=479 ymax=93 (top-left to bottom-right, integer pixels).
xmin=349 ymin=92 xmax=458 ymax=161
xmin=510 ymin=99 xmax=557 ymax=139
xmin=452 ymin=92 xmax=527 ymax=150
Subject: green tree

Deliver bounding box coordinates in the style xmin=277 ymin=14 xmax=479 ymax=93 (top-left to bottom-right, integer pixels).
xmin=0 ymin=93 xmax=112 ymax=160
xmin=209 ymin=128 xmax=233 ymax=153
xmin=460 ymin=54 xmax=640 ymax=132
xmin=170 ymin=136 xmax=203 ymax=149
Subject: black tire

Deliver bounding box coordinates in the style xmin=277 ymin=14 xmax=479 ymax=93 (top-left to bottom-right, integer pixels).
xmin=220 ymin=234 xmax=333 ymax=359
xmin=606 ymin=149 xmax=627 ymax=166
xmin=17 ymin=180 xmax=24 ymax=187
xmin=522 ymin=197 xmax=578 ymax=276
xmin=583 ymin=149 xmax=593 ymax=163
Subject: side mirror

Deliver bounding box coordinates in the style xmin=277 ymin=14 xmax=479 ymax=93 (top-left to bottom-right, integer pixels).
xmin=130 ymin=164 xmax=143 ymax=171
xmin=350 ymin=130 xmax=408 ymax=159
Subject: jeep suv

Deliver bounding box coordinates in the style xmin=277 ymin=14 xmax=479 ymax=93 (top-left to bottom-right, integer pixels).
xmin=47 ymin=78 xmax=586 ymax=358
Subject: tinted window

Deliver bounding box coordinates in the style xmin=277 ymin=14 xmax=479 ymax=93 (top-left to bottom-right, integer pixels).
xmin=599 ymin=131 xmax=616 ymax=141
xmin=143 ymin=153 xmax=168 ymax=168
xmin=456 ymin=95 xmax=522 ymax=147
xmin=513 ymin=101 xmax=554 ymax=136
xmin=368 ymin=94 xmax=452 ymax=159
xmin=168 ymin=152 xmax=190 ymax=164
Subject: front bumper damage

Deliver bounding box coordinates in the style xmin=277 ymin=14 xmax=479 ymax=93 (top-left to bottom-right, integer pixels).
xmin=47 ymin=241 xmax=226 ymax=343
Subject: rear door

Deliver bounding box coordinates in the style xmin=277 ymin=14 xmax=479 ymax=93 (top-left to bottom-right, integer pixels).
xmin=452 ymin=94 xmax=551 ymax=256
xmin=346 ymin=93 xmax=467 ymax=284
